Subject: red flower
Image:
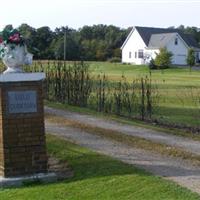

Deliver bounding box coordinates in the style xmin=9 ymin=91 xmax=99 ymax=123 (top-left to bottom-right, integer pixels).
xmin=0 ymin=37 xmax=3 ymax=43
xmin=9 ymin=33 xmax=20 ymax=42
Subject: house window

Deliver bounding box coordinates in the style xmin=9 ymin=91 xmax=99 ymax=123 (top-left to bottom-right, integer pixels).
xmin=138 ymin=50 xmax=144 ymax=58
xmin=175 ymin=38 xmax=178 ymax=45
xmin=135 ymin=52 xmax=137 ymax=58
xmin=129 ymin=52 xmax=132 ymax=58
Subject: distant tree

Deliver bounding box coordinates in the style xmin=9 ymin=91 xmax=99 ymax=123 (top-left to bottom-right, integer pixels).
xmin=154 ymin=48 xmax=173 ymax=69
xmin=50 ymin=32 xmax=80 ymax=60
xmin=49 ymin=37 xmax=63 ymax=60
xmin=177 ymin=25 xmax=185 ymax=31
xmin=181 ymin=26 xmax=200 ymax=43
xmin=35 ymin=26 xmax=54 ymax=59
xmin=4 ymin=24 xmax=13 ymax=31
xmin=175 ymin=24 xmax=200 ymax=47
xmin=2 ymin=23 xmax=132 ymax=60
xmin=18 ymin=24 xmax=38 ymax=56
xmin=167 ymin=26 xmax=175 ymax=29
xmin=79 ymin=25 xmax=94 ymax=40
xmin=113 ymin=48 xmax=121 ymax=58
xmin=186 ymin=48 xmax=195 ymax=72
xmin=95 ymin=40 xmax=107 ymax=61
xmin=50 ymin=26 xmax=80 ymax=60
xmin=78 ymin=24 xmax=128 ymax=61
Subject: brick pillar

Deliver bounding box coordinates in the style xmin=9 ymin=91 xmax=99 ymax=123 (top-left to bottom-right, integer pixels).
xmin=0 ymin=79 xmax=47 ymax=177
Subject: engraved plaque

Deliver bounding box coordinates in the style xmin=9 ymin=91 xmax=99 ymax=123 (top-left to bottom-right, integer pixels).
xmin=8 ymin=91 xmax=37 ymax=114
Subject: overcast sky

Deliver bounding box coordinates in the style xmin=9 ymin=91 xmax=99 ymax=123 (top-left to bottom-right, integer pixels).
xmin=1 ymin=0 xmax=200 ymax=30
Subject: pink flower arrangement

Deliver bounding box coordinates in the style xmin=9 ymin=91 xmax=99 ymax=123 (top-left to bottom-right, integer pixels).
xmin=0 ymin=28 xmax=25 ymax=58
xmin=9 ymin=33 xmax=20 ymax=43
xmin=0 ymin=28 xmax=24 ymax=45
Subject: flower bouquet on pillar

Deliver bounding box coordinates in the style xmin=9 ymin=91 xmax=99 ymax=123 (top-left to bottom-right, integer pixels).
xmin=0 ymin=28 xmax=33 ymax=73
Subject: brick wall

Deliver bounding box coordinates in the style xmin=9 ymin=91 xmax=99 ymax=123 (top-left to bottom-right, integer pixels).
xmin=0 ymin=81 xmax=47 ymax=177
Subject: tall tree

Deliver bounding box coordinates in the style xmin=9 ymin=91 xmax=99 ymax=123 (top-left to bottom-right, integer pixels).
xmin=18 ymin=24 xmax=38 ymax=56
xmin=35 ymin=26 xmax=54 ymax=59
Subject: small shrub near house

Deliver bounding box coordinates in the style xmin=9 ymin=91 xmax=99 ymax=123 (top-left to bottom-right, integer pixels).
xmin=186 ymin=48 xmax=195 ymax=71
xmin=108 ymin=57 xmax=121 ymax=63
xmin=148 ymin=59 xmax=157 ymax=69
xmin=154 ymin=48 xmax=173 ymax=69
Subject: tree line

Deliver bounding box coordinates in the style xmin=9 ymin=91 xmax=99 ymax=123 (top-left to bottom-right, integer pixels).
xmin=3 ymin=24 xmax=130 ymax=61
xmin=3 ymin=24 xmax=200 ymax=61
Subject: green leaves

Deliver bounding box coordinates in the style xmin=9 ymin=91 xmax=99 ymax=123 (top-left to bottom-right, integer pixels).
xmin=0 ymin=27 xmax=25 ymax=59
xmin=154 ymin=48 xmax=173 ymax=69
xmin=186 ymin=48 xmax=195 ymax=67
xmin=0 ymin=47 xmax=5 ymax=58
xmin=0 ymin=27 xmax=24 ymax=45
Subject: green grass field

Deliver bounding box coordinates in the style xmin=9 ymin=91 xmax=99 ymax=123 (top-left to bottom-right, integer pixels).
xmin=1 ymin=134 xmax=200 ymax=200
xmin=32 ymin=60 xmax=200 ymax=127
xmin=89 ymin=62 xmax=200 ymax=87
xmin=88 ymin=62 xmax=200 ymax=127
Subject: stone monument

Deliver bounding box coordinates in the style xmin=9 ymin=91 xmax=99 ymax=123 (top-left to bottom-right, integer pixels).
xmin=0 ymin=28 xmax=53 ymax=186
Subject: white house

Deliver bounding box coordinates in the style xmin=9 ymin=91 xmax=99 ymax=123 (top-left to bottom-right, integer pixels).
xmin=121 ymin=26 xmax=200 ymax=65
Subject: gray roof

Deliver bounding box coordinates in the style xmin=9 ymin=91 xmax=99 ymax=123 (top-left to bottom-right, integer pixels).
xmin=135 ymin=26 xmax=200 ymax=49
xmin=148 ymin=33 xmax=177 ymax=48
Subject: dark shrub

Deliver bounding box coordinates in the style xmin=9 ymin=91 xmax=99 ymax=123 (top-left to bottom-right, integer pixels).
xmin=148 ymin=59 xmax=157 ymax=69
xmin=108 ymin=57 xmax=121 ymax=63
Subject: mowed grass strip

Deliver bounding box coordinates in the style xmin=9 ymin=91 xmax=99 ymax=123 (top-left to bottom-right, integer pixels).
xmin=45 ymin=114 xmax=200 ymax=166
xmin=1 ymin=134 xmax=200 ymax=200
xmin=89 ymin=62 xmax=200 ymax=87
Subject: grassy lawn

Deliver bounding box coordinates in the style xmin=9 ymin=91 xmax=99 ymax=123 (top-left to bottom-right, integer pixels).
xmin=16 ymin=60 xmax=200 ymax=127
xmin=89 ymin=62 xmax=200 ymax=87
xmin=40 ymin=60 xmax=200 ymax=127
xmin=89 ymin=62 xmax=200 ymax=107
xmin=1 ymin=134 xmax=200 ymax=200
xmin=27 ymin=61 xmax=200 ymax=127
xmin=89 ymin=62 xmax=200 ymax=127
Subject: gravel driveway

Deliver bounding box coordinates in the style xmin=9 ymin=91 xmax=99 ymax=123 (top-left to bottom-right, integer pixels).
xmin=46 ymin=121 xmax=200 ymax=194
xmin=45 ymin=106 xmax=200 ymax=155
